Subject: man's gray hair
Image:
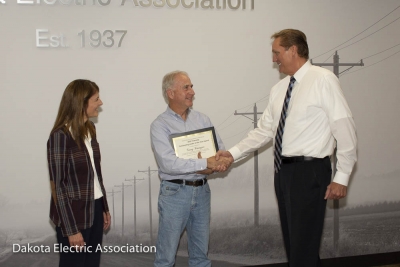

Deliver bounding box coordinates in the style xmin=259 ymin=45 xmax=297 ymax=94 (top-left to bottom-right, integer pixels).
xmin=162 ymin=70 xmax=189 ymax=103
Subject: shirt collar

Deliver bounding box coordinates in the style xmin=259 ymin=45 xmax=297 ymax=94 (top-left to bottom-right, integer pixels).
xmin=293 ymin=60 xmax=311 ymax=83
xmin=166 ymin=106 xmax=191 ymax=119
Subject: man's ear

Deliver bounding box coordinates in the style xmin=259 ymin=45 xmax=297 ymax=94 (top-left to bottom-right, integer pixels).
xmin=167 ymin=89 xmax=174 ymax=100
xmin=291 ymin=45 xmax=298 ymax=57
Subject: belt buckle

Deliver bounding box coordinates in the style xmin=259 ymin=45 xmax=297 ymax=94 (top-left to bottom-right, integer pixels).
xmin=194 ymin=179 xmax=204 ymax=187
xmin=199 ymin=179 xmax=203 ymax=186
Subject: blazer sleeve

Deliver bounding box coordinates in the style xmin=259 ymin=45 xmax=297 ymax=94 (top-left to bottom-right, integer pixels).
xmin=47 ymin=130 xmax=79 ymax=236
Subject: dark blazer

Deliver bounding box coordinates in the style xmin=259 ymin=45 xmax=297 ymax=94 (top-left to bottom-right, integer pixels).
xmin=47 ymin=125 xmax=109 ymax=237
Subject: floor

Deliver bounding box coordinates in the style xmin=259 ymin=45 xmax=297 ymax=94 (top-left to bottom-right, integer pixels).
xmin=248 ymin=251 xmax=400 ymax=267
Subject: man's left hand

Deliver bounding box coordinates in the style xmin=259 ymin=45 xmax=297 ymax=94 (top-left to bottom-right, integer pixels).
xmin=324 ymin=182 xmax=347 ymax=200
xmin=196 ymin=169 xmax=214 ymax=175
xmin=103 ymin=212 xmax=111 ymax=230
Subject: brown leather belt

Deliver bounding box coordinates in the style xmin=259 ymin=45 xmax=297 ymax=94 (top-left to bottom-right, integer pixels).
xmin=167 ymin=178 xmax=207 ymax=187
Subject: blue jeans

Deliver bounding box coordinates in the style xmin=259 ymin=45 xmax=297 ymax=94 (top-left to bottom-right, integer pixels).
xmin=154 ymin=180 xmax=211 ymax=267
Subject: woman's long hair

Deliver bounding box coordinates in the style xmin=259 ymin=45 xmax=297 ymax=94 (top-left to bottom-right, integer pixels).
xmin=51 ymin=79 xmax=99 ymax=148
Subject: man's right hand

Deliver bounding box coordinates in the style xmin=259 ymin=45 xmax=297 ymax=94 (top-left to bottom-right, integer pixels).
xmin=215 ymin=150 xmax=233 ymax=161
xmin=68 ymin=232 xmax=85 ymax=249
xmin=207 ymin=151 xmax=233 ymax=172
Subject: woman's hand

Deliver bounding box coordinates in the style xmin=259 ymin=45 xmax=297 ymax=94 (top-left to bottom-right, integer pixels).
xmin=103 ymin=212 xmax=111 ymax=230
xmin=68 ymin=232 xmax=84 ymax=248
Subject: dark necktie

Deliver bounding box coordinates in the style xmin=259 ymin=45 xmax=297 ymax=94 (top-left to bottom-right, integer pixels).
xmin=274 ymin=76 xmax=296 ymax=173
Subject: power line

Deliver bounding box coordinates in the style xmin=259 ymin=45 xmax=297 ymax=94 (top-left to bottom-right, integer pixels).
xmin=338 ymin=43 xmax=400 ymax=76
xmin=339 ymin=65 xmax=357 ymax=76
xmin=312 ymin=4 xmax=400 ymax=60
xmin=216 ymin=104 xmax=253 ymax=130
xmin=322 ymin=51 xmax=336 ymax=64
xmin=223 ymin=125 xmax=253 ymax=140
xmin=341 ymin=49 xmax=400 ymax=77
xmin=217 ymin=105 xmax=254 ymax=131
xmin=217 ymin=116 xmax=243 ymax=132
xmin=363 ymin=43 xmax=400 ymax=60
xmin=255 ymin=94 xmax=269 ymax=104
xmin=339 ymin=44 xmax=400 ymax=75
xmin=216 ymin=94 xmax=269 ymax=130
xmin=334 ymin=15 xmax=400 ymax=52
xmin=228 ymin=93 xmax=269 ymax=113
xmin=215 ymin=113 xmax=235 ymax=129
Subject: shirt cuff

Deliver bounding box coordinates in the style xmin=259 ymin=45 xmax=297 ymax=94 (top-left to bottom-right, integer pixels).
xmin=333 ymin=171 xmax=350 ymax=186
xmin=196 ymin=158 xmax=207 ymax=171
xmin=228 ymin=146 xmax=245 ymax=162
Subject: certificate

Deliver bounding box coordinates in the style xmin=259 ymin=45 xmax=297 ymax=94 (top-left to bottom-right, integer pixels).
xmin=170 ymin=127 xmax=219 ymax=159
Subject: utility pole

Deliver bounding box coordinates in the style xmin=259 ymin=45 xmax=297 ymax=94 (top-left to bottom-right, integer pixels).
xmin=138 ymin=166 xmax=158 ymax=244
xmin=311 ymin=51 xmax=363 ymax=256
xmin=125 ymin=176 xmax=144 ymax=240
xmin=107 ymin=188 xmax=120 ymax=229
xmin=234 ymin=103 xmax=263 ymax=226
xmin=114 ymin=183 xmax=132 ymax=237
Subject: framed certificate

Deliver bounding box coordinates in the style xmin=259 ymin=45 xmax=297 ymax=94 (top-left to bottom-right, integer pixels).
xmin=170 ymin=127 xmax=219 ymax=159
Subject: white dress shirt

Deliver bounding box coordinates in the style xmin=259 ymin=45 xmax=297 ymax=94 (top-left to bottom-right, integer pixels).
xmin=229 ymin=61 xmax=357 ymax=186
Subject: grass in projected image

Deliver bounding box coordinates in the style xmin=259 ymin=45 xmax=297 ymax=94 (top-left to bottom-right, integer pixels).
xmin=178 ymin=211 xmax=400 ymax=265
xmin=0 ymin=211 xmax=399 ymax=266
xmin=325 ymin=212 xmax=400 ymax=257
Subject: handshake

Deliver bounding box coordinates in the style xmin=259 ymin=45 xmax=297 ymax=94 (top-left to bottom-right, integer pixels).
xmin=197 ymin=150 xmax=234 ymax=174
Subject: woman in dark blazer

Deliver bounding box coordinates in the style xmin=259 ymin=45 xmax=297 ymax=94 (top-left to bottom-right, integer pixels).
xmin=47 ymin=79 xmax=111 ymax=267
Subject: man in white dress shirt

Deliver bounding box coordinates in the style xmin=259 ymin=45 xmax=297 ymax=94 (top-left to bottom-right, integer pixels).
xmin=216 ymin=29 xmax=357 ymax=267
